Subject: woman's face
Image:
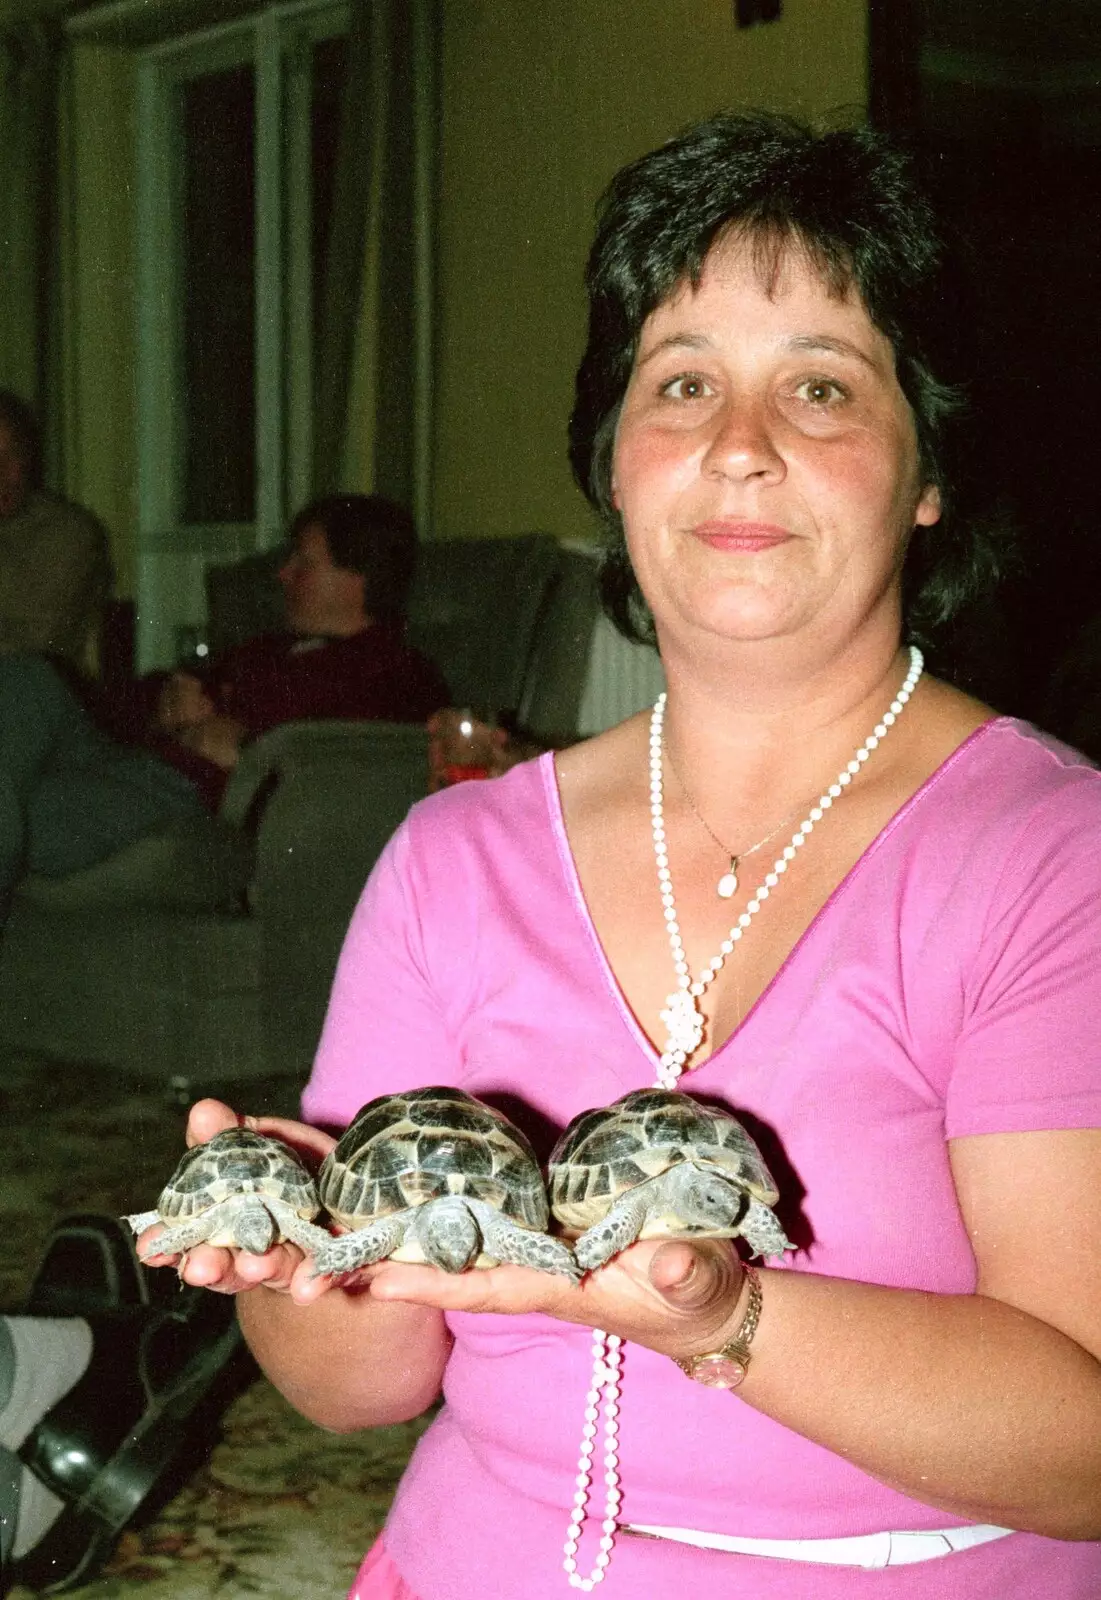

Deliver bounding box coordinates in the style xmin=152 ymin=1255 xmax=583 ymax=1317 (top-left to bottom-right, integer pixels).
xmin=611 ymin=236 xmax=941 ymax=656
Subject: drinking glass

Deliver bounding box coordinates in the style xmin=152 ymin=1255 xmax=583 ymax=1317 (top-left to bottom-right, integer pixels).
xmin=427 ymin=707 xmax=502 ymax=789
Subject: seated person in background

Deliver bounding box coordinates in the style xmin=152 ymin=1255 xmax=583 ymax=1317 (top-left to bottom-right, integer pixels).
xmin=151 ymin=493 xmax=449 ymax=808
xmin=0 ymin=390 xmax=112 ymax=666
xmin=0 ymin=493 xmax=448 ymax=918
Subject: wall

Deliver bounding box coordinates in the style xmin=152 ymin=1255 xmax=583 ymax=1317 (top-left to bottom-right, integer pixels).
xmin=28 ymin=0 xmax=865 ymax=598
xmin=432 ymin=0 xmax=867 ymax=545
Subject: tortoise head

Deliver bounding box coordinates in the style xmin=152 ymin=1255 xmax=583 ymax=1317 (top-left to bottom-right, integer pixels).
xmin=234 ymin=1202 xmax=278 ymax=1256
xmin=663 ymin=1163 xmax=747 ymax=1233
xmin=414 ymin=1195 xmax=481 ymax=1273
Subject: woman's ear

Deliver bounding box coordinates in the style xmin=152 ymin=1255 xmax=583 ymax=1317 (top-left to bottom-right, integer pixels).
xmin=915 ymin=483 xmax=942 ymax=527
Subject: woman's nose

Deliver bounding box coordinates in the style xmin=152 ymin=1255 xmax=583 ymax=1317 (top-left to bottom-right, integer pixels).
xmin=701 ymin=399 xmax=784 ymax=483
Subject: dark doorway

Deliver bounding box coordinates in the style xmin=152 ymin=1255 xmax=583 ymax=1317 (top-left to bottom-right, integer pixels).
xmin=870 ymin=0 xmax=1101 ymax=738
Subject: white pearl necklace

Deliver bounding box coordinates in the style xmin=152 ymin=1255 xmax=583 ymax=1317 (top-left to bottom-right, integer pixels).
xmin=654 ymin=645 xmax=923 ymax=1086
xmin=562 ymin=1330 xmax=624 ymax=1589
xmin=562 ymin=644 xmax=924 ymax=1589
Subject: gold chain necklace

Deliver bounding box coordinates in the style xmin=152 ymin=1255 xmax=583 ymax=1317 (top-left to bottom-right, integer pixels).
xmin=662 ymin=746 xmax=803 ymax=899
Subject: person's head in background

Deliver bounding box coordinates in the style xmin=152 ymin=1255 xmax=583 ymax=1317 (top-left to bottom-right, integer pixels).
xmin=0 ymin=390 xmax=43 ymax=521
xmin=279 ymin=493 xmax=418 ymax=638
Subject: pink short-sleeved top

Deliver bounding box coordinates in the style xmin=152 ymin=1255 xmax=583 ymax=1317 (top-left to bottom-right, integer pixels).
xmin=305 ymin=717 xmax=1101 ymax=1600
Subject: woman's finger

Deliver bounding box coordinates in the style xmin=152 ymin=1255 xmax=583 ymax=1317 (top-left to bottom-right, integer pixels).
xmin=177 ymin=1241 xmax=244 ymax=1289
xmin=185 ymin=1098 xmax=336 ymax=1166
xmin=647 ymin=1238 xmax=741 ymax=1311
xmin=137 ymin=1228 xmax=312 ymax=1297
xmin=185 ymin=1098 xmax=239 ymax=1146
xmin=182 ymin=1241 xmax=305 ymax=1295
xmin=366 ymin=1259 xmax=567 ymax=1317
xmin=240 ymin=1114 xmax=337 ymax=1165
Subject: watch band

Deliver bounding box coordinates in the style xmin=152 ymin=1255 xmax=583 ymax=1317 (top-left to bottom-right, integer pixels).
xmin=672 ymin=1265 xmax=762 ymax=1389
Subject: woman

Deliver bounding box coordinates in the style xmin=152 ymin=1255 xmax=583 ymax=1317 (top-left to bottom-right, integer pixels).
xmin=147 ymin=114 xmax=1101 ymax=1598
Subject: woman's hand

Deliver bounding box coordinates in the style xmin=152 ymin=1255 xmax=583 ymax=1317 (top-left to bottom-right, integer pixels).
xmin=156 ymin=670 xmax=216 ymax=733
xmin=174 ymin=714 xmax=248 ymax=770
xmin=359 ymin=1234 xmax=748 ymax=1363
xmin=136 ymin=1098 xmax=340 ymax=1304
xmin=137 ymin=1100 xmax=747 ymax=1356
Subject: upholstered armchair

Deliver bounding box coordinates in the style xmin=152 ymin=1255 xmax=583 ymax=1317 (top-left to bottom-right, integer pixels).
xmin=0 ymin=536 xmax=600 ymax=1089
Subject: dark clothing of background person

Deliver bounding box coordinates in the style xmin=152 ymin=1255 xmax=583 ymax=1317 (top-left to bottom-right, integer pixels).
xmin=0 ymin=624 xmax=448 ymax=917
xmin=149 ymin=624 xmax=450 ymax=809
xmin=0 ymin=655 xmax=204 ymax=922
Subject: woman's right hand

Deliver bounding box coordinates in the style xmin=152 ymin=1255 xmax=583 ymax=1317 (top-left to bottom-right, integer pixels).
xmin=136 ymin=1098 xmax=340 ymax=1304
xmin=156 ymin=670 xmax=216 ymax=733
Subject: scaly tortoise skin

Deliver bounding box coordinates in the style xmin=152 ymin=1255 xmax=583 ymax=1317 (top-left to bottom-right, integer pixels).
xmin=127 ymin=1127 xmax=331 ymax=1259
xmin=548 ymin=1087 xmax=792 ymax=1272
xmin=312 ymin=1086 xmax=578 ymax=1280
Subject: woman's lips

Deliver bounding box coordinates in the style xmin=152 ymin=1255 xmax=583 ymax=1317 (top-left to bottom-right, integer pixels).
xmin=691 ymin=520 xmax=792 ymax=551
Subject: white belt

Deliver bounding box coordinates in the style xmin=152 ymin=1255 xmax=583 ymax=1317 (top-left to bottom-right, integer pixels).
xmin=620 ymin=1521 xmax=1014 ymax=1568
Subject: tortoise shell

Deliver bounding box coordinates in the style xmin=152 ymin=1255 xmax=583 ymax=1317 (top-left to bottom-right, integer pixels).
xmin=318 ymin=1086 xmax=550 ymax=1232
xmin=155 ymin=1127 xmax=320 ymax=1225
xmin=548 ymin=1087 xmax=779 ymax=1232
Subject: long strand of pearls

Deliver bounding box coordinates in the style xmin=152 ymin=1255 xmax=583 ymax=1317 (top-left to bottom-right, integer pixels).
xmin=561 ymin=644 xmax=923 ymax=1588
xmin=562 ymin=1330 xmax=624 ymax=1590
xmin=653 ymin=645 xmax=923 ymax=1087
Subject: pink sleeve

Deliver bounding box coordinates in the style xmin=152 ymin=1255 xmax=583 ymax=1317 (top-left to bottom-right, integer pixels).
xmin=301 ymin=814 xmax=473 ymax=1130
xmin=946 ymin=779 xmax=1101 ymax=1138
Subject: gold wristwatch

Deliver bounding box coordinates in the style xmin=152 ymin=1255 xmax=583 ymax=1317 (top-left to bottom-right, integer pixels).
xmin=672 ymin=1265 xmax=762 ymax=1390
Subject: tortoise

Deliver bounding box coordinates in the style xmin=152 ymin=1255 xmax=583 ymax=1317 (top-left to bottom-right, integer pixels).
xmin=310 ymin=1086 xmax=579 ymax=1280
xmin=126 ymin=1127 xmax=332 ymax=1259
xmin=548 ymin=1087 xmax=793 ymax=1272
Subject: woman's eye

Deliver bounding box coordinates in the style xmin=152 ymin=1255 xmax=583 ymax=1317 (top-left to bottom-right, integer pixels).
xmin=661 ymin=374 xmax=713 ymax=401
xmin=795 ymin=377 xmax=846 ymax=406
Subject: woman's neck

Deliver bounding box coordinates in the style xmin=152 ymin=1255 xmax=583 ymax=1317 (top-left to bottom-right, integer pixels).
xmin=655 ymin=632 xmax=915 ymax=824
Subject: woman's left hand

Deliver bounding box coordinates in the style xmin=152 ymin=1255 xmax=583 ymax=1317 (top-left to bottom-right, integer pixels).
xmin=357 ymin=1236 xmax=747 ymax=1363
xmin=176 ymin=713 xmax=247 ymax=770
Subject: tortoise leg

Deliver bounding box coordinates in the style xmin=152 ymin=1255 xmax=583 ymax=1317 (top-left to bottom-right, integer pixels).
xmin=311 ymin=1212 xmax=410 ymax=1278
xmin=574 ymin=1189 xmax=652 ymax=1272
xmin=740 ymin=1199 xmax=793 ymax=1261
xmin=467 ymin=1201 xmax=580 ymax=1282
xmin=131 ymin=1201 xmax=235 ymax=1260
xmin=263 ymin=1200 xmax=333 ymax=1264
xmin=125 ymin=1210 xmax=161 ymax=1236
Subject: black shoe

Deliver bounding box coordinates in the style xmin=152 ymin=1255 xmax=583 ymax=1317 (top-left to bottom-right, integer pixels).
xmin=24 ymin=1214 xmax=152 ymax=1319
xmin=10 ymin=1292 xmax=247 ymax=1595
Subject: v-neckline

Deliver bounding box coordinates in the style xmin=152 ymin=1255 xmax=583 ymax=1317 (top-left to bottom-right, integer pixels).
xmin=542 ymin=717 xmax=1006 ymax=1079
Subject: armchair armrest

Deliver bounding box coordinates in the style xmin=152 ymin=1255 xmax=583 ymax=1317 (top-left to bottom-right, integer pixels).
xmin=225 ymin=719 xmax=431 ymax=1074
xmin=240 ymin=719 xmax=430 ymax=911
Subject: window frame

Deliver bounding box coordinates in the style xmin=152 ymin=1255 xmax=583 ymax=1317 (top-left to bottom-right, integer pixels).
xmin=124 ymin=0 xmax=435 ymax=670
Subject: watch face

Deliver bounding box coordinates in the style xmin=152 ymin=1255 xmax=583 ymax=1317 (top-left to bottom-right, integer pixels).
xmin=693 ymin=1354 xmax=748 ymax=1389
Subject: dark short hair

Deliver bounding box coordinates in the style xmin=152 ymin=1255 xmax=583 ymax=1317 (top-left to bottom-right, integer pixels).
xmin=568 ymin=111 xmax=1000 ymax=647
xmin=0 ymin=389 xmax=42 ymax=490
xmin=290 ymin=493 xmax=418 ymax=621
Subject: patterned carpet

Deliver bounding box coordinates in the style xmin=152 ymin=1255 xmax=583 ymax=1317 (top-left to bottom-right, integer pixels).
xmin=1 ymin=1053 xmax=428 ymax=1599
